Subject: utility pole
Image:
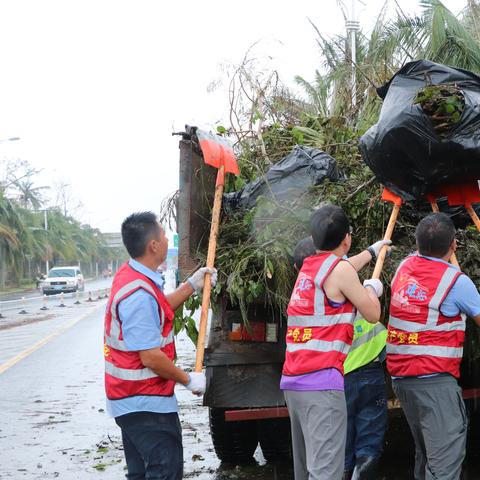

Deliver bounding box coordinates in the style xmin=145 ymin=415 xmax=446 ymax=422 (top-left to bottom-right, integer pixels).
xmin=346 ymin=0 xmax=361 ymax=108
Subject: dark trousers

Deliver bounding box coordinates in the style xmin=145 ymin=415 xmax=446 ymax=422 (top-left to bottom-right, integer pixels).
xmin=393 ymin=374 xmax=467 ymax=480
xmin=115 ymin=411 xmax=183 ymax=480
xmin=344 ymin=362 xmax=387 ymax=470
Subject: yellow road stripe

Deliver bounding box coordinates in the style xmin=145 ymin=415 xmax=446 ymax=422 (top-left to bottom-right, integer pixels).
xmin=0 ymin=302 xmax=106 ymax=375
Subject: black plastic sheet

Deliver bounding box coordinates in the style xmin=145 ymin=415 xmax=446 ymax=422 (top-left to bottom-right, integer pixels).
xmin=360 ymin=60 xmax=480 ymax=201
xmin=224 ymin=145 xmax=340 ymax=211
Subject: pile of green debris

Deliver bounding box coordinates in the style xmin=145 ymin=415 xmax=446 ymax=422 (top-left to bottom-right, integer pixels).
xmin=175 ymin=115 xmax=480 ymax=360
xmin=185 ymin=119 xmax=411 ymax=319
xmin=413 ymin=84 xmax=465 ymax=135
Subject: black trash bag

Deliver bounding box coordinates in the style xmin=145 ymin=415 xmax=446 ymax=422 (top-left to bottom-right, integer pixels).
xmin=224 ymin=145 xmax=340 ymax=211
xmin=359 ymin=60 xmax=480 ymax=201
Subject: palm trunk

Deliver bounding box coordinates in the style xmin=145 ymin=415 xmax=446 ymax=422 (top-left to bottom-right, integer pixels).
xmin=0 ymin=245 xmax=6 ymax=290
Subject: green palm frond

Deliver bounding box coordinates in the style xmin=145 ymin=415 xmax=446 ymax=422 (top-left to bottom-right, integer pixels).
xmin=0 ymin=224 xmax=19 ymax=246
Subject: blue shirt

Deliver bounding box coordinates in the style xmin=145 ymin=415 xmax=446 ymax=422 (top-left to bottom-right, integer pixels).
xmin=421 ymin=255 xmax=480 ymax=318
xmin=106 ymin=259 xmax=178 ymax=417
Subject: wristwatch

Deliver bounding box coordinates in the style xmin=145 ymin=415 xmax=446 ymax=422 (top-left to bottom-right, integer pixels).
xmin=367 ymin=246 xmax=376 ymax=260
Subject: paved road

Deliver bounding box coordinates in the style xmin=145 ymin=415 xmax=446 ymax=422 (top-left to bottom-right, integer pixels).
xmin=0 ymin=277 xmax=113 ymax=303
xmin=0 ymin=278 xmax=113 ymax=318
xmin=0 ymin=300 xmax=218 ymax=479
xmin=1 ymin=278 xmax=479 ymax=479
xmin=0 ymin=278 xmax=292 ymax=479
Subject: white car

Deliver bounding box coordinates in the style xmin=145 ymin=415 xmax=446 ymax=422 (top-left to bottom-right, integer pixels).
xmin=42 ymin=266 xmax=85 ymax=295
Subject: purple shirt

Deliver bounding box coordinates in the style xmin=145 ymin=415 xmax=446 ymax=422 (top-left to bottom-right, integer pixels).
xmin=280 ymin=368 xmax=344 ymax=391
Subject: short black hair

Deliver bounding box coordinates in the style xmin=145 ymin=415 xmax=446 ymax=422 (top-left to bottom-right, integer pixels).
xmin=310 ymin=205 xmax=350 ymax=250
xmin=121 ymin=212 xmax=160 ymax=258
xmin=415 ymin=212 xmax=455 ymax=258
xmin=293 ymin=237 xmax=316 ymax=270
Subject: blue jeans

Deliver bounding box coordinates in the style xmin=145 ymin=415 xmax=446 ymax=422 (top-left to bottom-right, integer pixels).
xmin=344 ymin=363 xmax=387 ymax=470
xmin=115 ymin=411 xmax=183 ymax=480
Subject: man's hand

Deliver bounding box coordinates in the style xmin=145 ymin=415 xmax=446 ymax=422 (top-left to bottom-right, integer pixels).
xmin=166 ymin=267 xmax=218 ymax=311
xmin=185 ymin=372 xmax=206 ymax=395
xmin=367 ymin=240 xmax=392 ymax=259
xmin=187 ymin=267 xmax=218 ymax=292
xmin=363 ymin=278 xmax=383 ymax=297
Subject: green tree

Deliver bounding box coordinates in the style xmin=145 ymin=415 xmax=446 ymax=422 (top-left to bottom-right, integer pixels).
xmin=13 ymin=179 xmax=49 ymax=210
xmin=300 ymin=0 xmax=480 ymax=125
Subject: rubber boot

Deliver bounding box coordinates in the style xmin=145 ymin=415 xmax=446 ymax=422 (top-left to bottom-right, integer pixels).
xmin=351 ymin=456 xmax=379 ymax=480
xmin=343 ymin=470 xmax=354 ymax=480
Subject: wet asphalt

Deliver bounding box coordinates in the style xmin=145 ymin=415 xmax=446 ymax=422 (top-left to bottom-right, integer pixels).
xmin=1 ymin=276 xmax=479 ymax=479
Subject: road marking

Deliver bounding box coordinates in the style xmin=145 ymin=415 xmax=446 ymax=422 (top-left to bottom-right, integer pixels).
xmin=0 ymin=302 xmax=106 ymax=375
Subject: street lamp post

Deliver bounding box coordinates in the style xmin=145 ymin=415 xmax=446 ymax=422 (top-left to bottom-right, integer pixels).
xmin=44 ymin=209 xmax=49 ymax=273
xmin=38 ymin=208 xmax=55 ymax=275
xmin=346 ymin=0 xmax=361 ymax=108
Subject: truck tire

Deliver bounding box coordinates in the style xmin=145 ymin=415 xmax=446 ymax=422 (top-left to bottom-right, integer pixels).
xmin=209 ymin=408 xmax=258 ymax=464
xmin=258 ymin=418 xmax=292 ymax=463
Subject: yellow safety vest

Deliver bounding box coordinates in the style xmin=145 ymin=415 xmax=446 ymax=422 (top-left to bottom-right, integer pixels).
xmin=343 ymin=317 xmax=387 ymax=375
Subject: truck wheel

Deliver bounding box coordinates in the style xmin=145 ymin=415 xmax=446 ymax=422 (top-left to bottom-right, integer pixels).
xmin=258 ymin=418 xmax=292 ymax=463
xmin=209 ymin=408 xmax=258 ymax=464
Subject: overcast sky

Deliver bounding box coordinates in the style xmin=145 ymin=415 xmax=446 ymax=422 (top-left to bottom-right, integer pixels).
xmin=0 ymin=0 xmax=465 ymax=234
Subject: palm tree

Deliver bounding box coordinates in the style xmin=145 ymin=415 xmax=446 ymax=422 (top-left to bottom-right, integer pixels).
xmin=375 ymin=0 xmax=480 ymax=72
xmin=297 ymin=0 xmax=480 ymax=125
xmin=13 ymin=179 xmax=49 ymax=210
xmin=0 ymin=193 xmax=23 ymax=287
xmin=294 ymin=70 xmax=331 ymax=117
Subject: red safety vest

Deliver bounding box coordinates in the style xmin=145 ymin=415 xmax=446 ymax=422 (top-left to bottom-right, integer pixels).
xmin=104 ymin=263 xmax=176 ymax=400
xmin=282 ymin=253 xmax=356 ymax=376
xmin=387 ymin=255 xmax=465 ymax=378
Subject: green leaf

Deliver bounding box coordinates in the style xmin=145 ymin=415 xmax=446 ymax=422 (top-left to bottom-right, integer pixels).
xmin=234 ymin=176 xmax=245 ymax=190
xmin=185 ymin=317 xmax=199 ymax=346
xmin=267 ymin=259 xmax=274 ymax=276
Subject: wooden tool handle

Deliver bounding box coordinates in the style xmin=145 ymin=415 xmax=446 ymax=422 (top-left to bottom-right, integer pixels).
xmin=466 ymin=203 xmax=480 ymax=232
xmin=195 ymin=166 xmax=224 ymax=372
xmin=372 ymin=203 xmax=400 ymax=279
xmin=429 ymin=199 xmax=439 ymax=213
xmin=429 ymin=200 xmax=460 ymax=268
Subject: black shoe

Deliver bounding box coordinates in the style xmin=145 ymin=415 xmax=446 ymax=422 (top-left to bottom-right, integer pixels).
xmin=352 ymin=456 xmax=379 ymax=480
xmin=343 ymin=469 xmax=353 ymax=480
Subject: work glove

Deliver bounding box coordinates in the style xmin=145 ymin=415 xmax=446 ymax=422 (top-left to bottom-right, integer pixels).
xmin=185 ymin=372 xmax=206 ymax=395
xmin=187 ymin=267 xmax=218 ymax=292
xmin=363 ymin=278 xmax=383 ymax=297
xmin=367 ymin=240 xmax=392 ymax=259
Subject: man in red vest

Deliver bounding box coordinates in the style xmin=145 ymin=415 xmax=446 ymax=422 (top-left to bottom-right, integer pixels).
xmin=281 ymin=205 xmax=385 ymax=480
xmin=104 ymin=211 xmax=217 ymax=480
xmin=387 ymin=212 xmax=480 ymax=479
